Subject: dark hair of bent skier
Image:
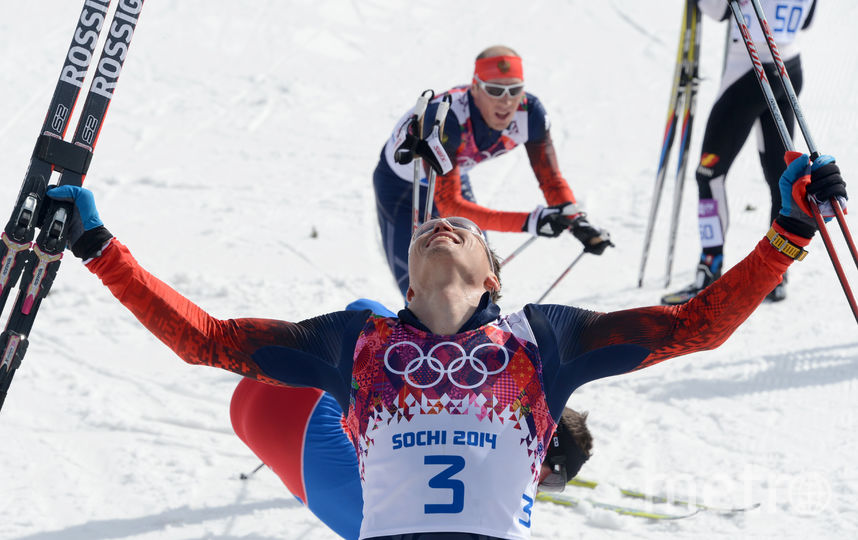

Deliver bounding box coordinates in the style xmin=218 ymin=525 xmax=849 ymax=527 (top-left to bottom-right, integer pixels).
xmin=547 ymin=408 xmax=593 ymax=481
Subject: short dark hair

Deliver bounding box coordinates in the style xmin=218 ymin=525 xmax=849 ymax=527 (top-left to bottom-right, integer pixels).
xmin=546 ymin=408 xmax=593 ymax=481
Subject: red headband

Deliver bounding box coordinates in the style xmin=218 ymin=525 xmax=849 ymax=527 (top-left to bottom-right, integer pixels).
xmin=474 ymin=55 xmax=524 ymax=81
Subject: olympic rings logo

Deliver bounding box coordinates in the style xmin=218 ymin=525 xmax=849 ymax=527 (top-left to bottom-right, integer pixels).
xmin=383 ymin=340 xmax=510 ymax=389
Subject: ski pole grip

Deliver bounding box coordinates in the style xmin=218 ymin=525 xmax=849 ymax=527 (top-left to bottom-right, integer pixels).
xmin=435 ymin=95 xmax=452 ymax=134
xmin=413 ymin=89 xmax=434 ymax=131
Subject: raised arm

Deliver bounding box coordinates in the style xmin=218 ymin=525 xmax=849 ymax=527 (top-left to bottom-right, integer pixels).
xmin=46 ymin=186 xmax=367 ymax=410
xmin=524 ymin=130 xmax=574 ymax=206
xmin=534 ymin=153 xmax=846 ymax=412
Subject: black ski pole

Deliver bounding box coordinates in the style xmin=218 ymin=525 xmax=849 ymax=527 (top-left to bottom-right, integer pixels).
xmin=536 ymin=251 xmax=586 ymax=303
xmin=240 ymin=462 xmax=266 ymax=480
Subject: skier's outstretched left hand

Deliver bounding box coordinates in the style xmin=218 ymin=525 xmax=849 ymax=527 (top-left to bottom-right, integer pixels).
xmin=45 ymin=185 xmax=113 ymax=260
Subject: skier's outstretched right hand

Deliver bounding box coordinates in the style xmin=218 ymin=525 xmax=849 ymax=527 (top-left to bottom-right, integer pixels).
xmin=776 ymin=152 xmax=847 ymax=241
xmin=45 ymin=185 xmax=113 ymax=260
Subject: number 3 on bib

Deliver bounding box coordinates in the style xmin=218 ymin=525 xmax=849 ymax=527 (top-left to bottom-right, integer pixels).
xmin=424 ymin=455 xmax=465 ymax=514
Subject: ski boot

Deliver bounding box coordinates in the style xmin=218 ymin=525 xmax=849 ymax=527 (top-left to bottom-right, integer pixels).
xmin=661 ymin=254 xmax=722 ymax=305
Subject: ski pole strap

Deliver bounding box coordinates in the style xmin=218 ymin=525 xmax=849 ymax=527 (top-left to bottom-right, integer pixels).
xmin=766 ymin=226 xmax=808 ymax=261
xmin=34 ymin=134 xmax=93 ymax=175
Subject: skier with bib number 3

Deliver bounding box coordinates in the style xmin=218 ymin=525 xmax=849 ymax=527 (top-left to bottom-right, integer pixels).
xmin=230 ymin=377 xmax=592 ymax=539
xmin=47 ymin=149 xmax=844 ymax=538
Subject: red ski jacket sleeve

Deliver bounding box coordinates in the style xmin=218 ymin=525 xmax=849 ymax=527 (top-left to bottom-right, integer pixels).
xmin=85 ymin=239 xmax=365 ymax=401
xmin=528 ymin=223 xmax=804 ymax=415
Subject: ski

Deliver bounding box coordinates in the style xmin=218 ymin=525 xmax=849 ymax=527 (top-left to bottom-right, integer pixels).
xmin=565 ymin=477 xmax=761 ymax=514
xmin=535 ymin=491 xmax=700 ymax=520
xmin=664 ymin=0 xmax=702 ymax=287
xmin=0 ymin=0 xmax=145 ymax=412
xmin=0 ymin=0 xmax=113 ymax=319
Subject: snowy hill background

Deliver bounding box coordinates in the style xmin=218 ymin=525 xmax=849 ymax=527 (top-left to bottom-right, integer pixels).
xmin=1 ymin=0 xmax=857 ymax=538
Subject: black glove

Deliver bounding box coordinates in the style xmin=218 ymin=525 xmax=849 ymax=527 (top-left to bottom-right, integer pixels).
xmin=523 ymin=202 xmax=580 ymax=238
xmin=415 ymin=135 xmax=453 ymax=176
xmin=807 ymin=157 xmax=847 ymax=212
xmin=392 ymin=112 xmax=422 ymax=166
xmin=570 ymin=216 xmax=613 ymax=255
xmin=393 ymin=131 xmax=419 ymax=166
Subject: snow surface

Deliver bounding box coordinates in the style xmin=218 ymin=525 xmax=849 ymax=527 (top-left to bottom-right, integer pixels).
xmin=1 ymin=1 xmax=856 ymax=539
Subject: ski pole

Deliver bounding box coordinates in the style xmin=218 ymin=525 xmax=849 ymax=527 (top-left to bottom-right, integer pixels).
xmin=638 ymin=0 xmax=691 ymax=288
xmin=405 ymin=90 xmax=433 ymax=233
xmin=807 ymin=200 xmax=858 ymax=323
xmin=500 ymin=236 xmax=537 ymax=268
xmin=728 ymin=0 xmax=858 ymax=324
xmin=745 ymin=0 xmax=818 ymax=158
xmin=240 ymin=462 xmax=266 ymax=480
xmin=423 ymin=95 xmax=453 ymax=220
xmin=536 ymin=251 xmax=586 ymax=303
xmin=744 ymin=0 xmax=857 ymax=270
xmin=665 ymin=0 xmax=702 ymax=288
xmin=833 ymin=202 xmax=858 ymax=269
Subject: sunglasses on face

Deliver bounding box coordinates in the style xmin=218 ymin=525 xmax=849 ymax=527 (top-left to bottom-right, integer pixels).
xmin=474 ymin=75 xmax=525 ymax=99
xmin=410 ymin=217 xmax=496 ymax=273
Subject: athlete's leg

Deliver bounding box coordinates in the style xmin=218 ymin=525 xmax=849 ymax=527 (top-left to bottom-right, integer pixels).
xmin=662 ymin=68 xmax=770 ymax=305
xmin=301 ymin=392 xmax=363 ymax=539
xmin=694 ymin=69 xmax=767 ymax=266
xmin=230 ymin=379 xmax=362 ymax=540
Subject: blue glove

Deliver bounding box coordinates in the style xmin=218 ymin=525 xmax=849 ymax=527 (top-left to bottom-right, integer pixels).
xmin=45 ymin=185 xmax=112 ymax=259
xmin=776 ymin=153 xmax=847 ymax=239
